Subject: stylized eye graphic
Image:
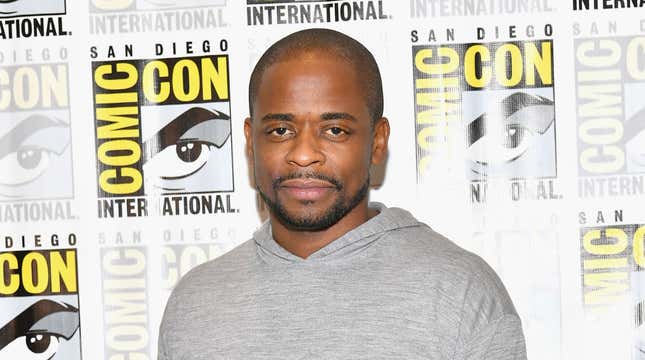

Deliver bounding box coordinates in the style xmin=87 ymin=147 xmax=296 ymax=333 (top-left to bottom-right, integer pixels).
xmin=143 ymin=107 xmax=231 ymax=189
xmin=0 ymin=115 xmax=70 ymax=189
xmin=0 ymin=300 xmax=80 ymax=359
xmin=148 ymin=139 xmax=216 ymax=180
xmin=466 ymin=92 xmax=554 ymax=173
xmin=2 ymin=333 xmax=62 ymax=359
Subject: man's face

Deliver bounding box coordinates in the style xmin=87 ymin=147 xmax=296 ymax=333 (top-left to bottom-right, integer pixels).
xmin=245 ymin=53 xmax=380 ymax=230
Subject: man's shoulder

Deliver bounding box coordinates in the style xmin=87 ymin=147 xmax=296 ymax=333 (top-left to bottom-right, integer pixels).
xmin=383 ymin=221 xmax=516 ymax=313
xmin=384 ymin=221 xmax=488 ymax=273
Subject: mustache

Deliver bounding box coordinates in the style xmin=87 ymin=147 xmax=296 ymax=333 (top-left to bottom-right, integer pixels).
xmin=272 ymin=172 xmax=343 ymax=191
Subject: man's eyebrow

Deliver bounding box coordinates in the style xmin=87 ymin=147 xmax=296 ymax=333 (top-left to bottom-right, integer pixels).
xmin=321 ymin=112 xmax=357 ymax=122
xmin=260 ymin=113 xmax=294 ymax=122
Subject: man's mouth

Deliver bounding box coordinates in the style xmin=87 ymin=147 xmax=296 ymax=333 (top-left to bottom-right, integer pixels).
xmin=277 ymin=178 xmax=336 ymax=202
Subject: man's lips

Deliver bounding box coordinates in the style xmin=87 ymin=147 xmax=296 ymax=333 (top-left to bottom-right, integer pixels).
xmin=277 ymin=179 xmax=336 ymax=201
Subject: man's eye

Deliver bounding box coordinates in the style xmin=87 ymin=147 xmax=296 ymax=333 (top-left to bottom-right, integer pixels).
xmin=325 ymin=127 xmax=347 ymax=136
xmin=268 ymin=127 xmax=292 ymax=137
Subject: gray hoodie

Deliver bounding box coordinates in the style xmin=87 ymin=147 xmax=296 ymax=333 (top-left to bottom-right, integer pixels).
xmin=159 ymin=203 xmax=527 ymax=359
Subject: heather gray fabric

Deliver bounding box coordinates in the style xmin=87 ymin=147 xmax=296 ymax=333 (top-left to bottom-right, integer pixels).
xmin=158 ymin=203 xmax=527 ymax=359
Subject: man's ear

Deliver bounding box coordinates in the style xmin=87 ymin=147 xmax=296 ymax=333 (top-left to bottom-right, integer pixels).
xmin=244 ymin=117 xmax=254 ymax=161
xmin=371 ymin=117 xmax=390 ymax=165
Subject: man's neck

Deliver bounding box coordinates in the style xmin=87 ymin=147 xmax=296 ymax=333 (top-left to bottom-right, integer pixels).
xmin=269 ymin=200 xmax=376 ymax=259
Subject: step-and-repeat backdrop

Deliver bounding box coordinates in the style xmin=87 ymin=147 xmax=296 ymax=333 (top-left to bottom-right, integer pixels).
xmin=0 ymin=1 xmax=643 ymax=359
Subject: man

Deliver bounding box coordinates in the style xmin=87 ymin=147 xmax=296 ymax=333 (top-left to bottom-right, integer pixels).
xmin=159 ymin=28 xmax=527 ymax=359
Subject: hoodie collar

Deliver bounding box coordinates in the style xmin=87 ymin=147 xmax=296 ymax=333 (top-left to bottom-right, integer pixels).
xmin=254 ymin=202 xmax=421 ymax=264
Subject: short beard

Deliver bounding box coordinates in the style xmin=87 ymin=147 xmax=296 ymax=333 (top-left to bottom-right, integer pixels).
xmin=257 ymin=172 xmax=370 ymax=231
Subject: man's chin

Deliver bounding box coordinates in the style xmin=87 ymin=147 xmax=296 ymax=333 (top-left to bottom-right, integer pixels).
xmin=274 ymin=207 xmax=339 ymax=231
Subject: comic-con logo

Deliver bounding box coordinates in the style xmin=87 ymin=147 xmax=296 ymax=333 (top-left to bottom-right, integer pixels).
xmin=92 ymin=55 xmax=235 ymax=217
xmin=576 ymin=36 xmax=645 ymax=198
xmin=0 ymin=64 xmax=73 ymax=201
xmin=412 ymin=37 xmax=557 ymax=202
xmin=92 ymin=55 xmax=232 ymax=197
xmin=246 ymin=0 xmax=389 ymax=26
xmin=0 ymin=249 xmax=81 ymax=359
xmin=412 ymin=40 xmax=555 ymax=179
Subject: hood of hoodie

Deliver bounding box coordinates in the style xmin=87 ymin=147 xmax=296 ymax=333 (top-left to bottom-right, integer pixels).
xmin=253 ymin=202 xmax=422 ymax=264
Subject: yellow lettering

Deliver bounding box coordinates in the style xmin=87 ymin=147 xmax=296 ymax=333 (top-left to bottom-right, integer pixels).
xmin=96 ymin=107 xmax=140 ymax=139
xmin=633 ymin=226 xmax=645 ymax=267
xmin=99 ymin=168 xmax=143 ymax=195
xmin=201 ymin=57 xmax=229 ymax=101
xmin=578 ymin=118 xmax=623 ymax=145
xmin=103 ymin=249 xmax=146 ymax=275
xmin=415 ymin=48 xmax=459 ymax=75
xmin=583 ymin=228 xmax=628 ymax=255
xmin=142 ymin=60 xmax=170 ymax=103
xmin=580 ymin=146 xmax=625 ymax=173
xmin=415 ymin=91 xmax=460 ymax=124
xmin=464 ymin=45 xmax=491 ymax=88
xmin=105 ymin=292 xmax=147 ymax=324
xmin=172 ymin=60 xmax=200 ymax=102
xmin=95 ymin=63 xmax=138 ymax=91
xmin=50 ymin=251 xmax=77 ymax=293
xmin=41 ymin=64 xmax=68 ymax=108
xmin=495 ymin=44 xmax=523 ymax=87
xmin=22 ymin=252 xmax=48 ymax=294
xmin=577 ymin=84 xmax=622 ymax=117
xmin=525 ymin=41 xmax=553 ymax=86
xmin=0 ymin=253 xmax=19 ymax=295
xmin=160 ymin=247 xmax=177 ymax=289
xmin=627 ymin=37 xmax=645 ymax=80
xmin=584 ymin=272 xmax=628 ymax=305
xmin=98 ymin=139 xmax=141 ymax=166
xmin=0 ymin=69 xmax=9 ymax=110
xmin=576 ymin=40 xmax=621 ymax=68
xmin=13 ymin=67 xmax=39 ymax=109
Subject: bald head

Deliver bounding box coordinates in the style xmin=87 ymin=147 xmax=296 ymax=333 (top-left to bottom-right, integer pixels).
xmin=248 ymin=28 xmax=384 ymax=123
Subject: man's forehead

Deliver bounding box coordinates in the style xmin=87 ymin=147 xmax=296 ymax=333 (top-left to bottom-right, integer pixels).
xmin=262 ymin=53 xmax=355 ymax=79
xmin=255 ymin=57 xmax=362 ymax=101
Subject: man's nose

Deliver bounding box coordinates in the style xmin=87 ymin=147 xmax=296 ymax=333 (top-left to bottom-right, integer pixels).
xmin=285 ymin=128 xmax=325 ymax=167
